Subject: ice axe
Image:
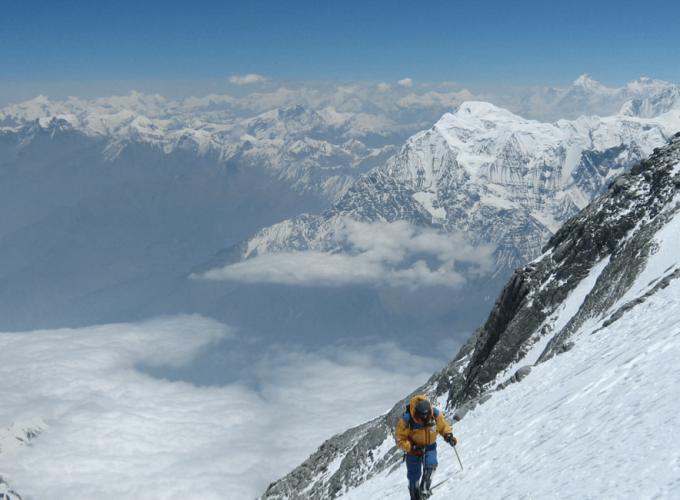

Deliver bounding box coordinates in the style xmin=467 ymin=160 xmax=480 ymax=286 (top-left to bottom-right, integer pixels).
xmin=446 ymin=435 xmax=464 ymax=470
xmin=453 ymin=444 xmax=464 ymax=470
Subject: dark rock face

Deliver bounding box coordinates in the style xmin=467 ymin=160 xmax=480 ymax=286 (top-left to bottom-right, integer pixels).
xmin=258 ymin=132 xmax=680 ymax=500
xmin=0 ymin=418 xmax=47 ymax=500
xmin=443 ymin=132 xmax=680 ymax=407
xmin=0 ymin=476 xmax=23 ymax=500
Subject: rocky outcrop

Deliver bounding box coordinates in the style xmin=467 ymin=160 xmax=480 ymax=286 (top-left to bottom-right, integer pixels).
xmin=0 ymin=417 xmax=47 ymax=500
xmin=0 ymin=477 xmax=23 ymax=500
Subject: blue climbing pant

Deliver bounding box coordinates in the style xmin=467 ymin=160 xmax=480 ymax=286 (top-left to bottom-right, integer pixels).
xmin=406 ymin=443 xmax=438 ymax=483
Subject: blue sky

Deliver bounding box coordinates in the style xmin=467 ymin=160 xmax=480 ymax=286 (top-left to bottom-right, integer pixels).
xmin=1 ymin=0 xmax=679 ymax=100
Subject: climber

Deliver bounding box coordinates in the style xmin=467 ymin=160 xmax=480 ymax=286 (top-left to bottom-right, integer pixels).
xmin=394 ymin=394 xmax=457 ymax=499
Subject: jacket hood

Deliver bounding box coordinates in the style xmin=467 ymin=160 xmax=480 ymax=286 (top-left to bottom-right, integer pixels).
xmin=409 ymin=393 xmax=431 ymax=421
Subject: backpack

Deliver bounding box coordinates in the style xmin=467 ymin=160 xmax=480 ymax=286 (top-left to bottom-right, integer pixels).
xmin=400 ymin=403 xmax=439 ymax=463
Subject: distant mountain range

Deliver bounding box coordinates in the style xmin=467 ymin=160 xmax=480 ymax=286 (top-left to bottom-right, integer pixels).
xmin=0 ymin=75 xmax=679 ymax=350
xmin=4 ymin=74 xmax=678 ymax=126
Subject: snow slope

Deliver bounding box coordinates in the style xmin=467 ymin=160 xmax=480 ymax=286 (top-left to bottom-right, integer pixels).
xmin=337 ymin=199 xmax=680 ymax=500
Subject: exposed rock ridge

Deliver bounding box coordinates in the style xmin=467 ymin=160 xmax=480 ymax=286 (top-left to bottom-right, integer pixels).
xmin=0 ymin=476 xmax=23 ymax=500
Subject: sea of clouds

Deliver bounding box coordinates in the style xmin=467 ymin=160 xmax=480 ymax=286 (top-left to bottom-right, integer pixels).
xmin=0 ymin=315 xmax=437 ymax=499
xmin=201 ymin=219 xmax=496 ymax=290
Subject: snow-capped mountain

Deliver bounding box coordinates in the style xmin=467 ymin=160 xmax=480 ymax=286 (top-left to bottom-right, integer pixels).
xmin=0 ymin=418 xmax=46 ymax=456
xmin=1 ymin=75 xmax=677 ymax=233
xmin=519 ymin=74 xmax=680 ymax=120
xmin=208 ymin=99 xmax=680 ymax=264
xmin=0 ymin=96 xmax=395 ymax=205
xmin=3 ymin=74 xmax=678 ymax=129
xmin=196 ymin=101 xmax=680 ymax=345
xmin=258 ymin=131 xmax=680 ymax=500
xmin=620 ymin=82 xmax=680 ymax=119
xmin=0 ymin=477 xmax=22 ymax=500
xmin=384 ymin=100 xmax=679 ymax=260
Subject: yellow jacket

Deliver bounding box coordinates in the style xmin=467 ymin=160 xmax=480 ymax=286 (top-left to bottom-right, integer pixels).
xmin=394 ymin=394 xmax=452 ymax=453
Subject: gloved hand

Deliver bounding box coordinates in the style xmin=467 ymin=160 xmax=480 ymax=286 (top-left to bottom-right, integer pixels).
xmin=445 ymin=433 xmax=457 ymax=446
xmin=410 ymin=443 xmax=425 ymax=456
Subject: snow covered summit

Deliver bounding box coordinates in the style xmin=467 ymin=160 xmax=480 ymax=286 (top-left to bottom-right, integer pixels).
xmin=197 ymin=100 xmax=680 ymax=349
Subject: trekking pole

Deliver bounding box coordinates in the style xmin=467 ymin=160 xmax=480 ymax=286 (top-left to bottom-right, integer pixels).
xmin=453 ymin=445 xmax=464 ymax=470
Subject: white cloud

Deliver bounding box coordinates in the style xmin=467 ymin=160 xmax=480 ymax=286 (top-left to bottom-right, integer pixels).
xmin=227 ymin=73 xmax=267 ymax=85
xmin=0 ymin=316 xmax=436 ymax=499
xmin=397 ymin=78 xmax=414 ymax=87
xmin=201 ymin=219 xmax=496 ymax=289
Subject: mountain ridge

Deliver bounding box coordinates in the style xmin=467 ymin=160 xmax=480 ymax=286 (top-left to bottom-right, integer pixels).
xmin=3 ymin=75 xmax=677 ymax=124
